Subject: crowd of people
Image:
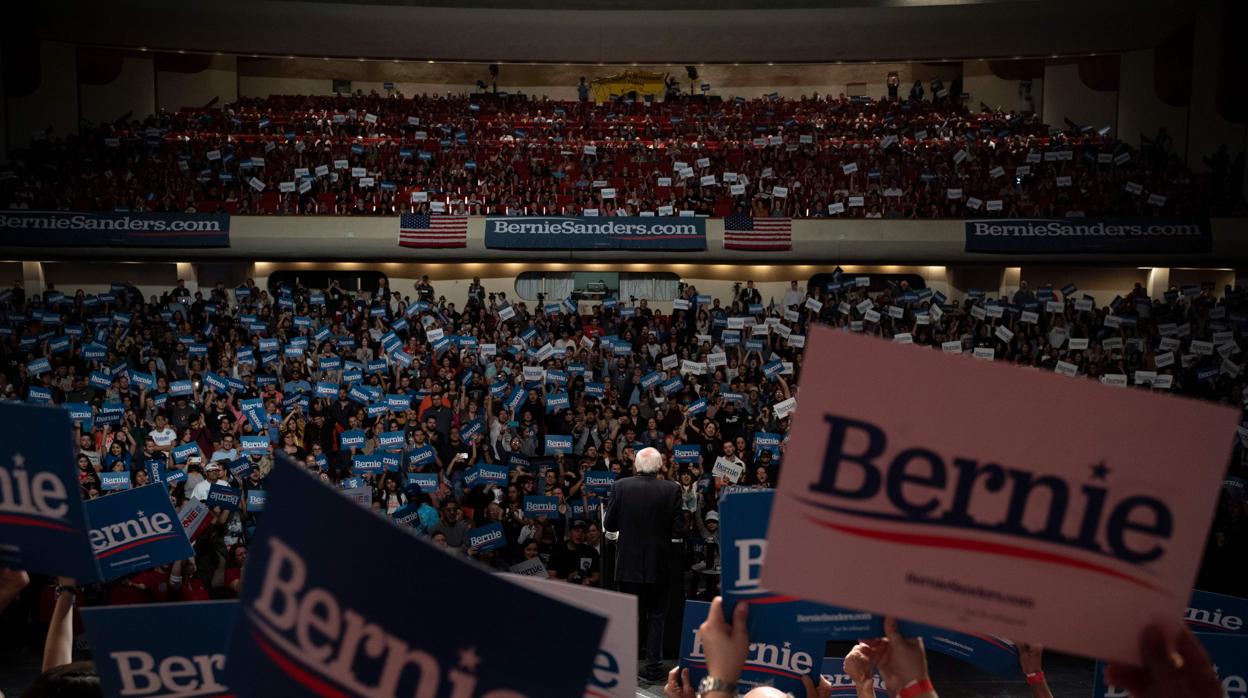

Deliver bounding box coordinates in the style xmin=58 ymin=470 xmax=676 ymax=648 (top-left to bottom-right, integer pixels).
xmin=1 ymin=90 xmax=1234 ymax=220
xmin=1 ymin=270 xmax=1246 ymax=695
xmin=0 ymin=271 xmax=1244 ymax=595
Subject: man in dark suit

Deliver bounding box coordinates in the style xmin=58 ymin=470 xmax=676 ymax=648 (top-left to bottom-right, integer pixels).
xmin=604 ymin=446 xmax=683 ymax=682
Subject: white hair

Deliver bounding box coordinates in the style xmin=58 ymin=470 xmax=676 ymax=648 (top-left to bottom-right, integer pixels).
xmin=635 ymin=447 xmax=663 ymax=474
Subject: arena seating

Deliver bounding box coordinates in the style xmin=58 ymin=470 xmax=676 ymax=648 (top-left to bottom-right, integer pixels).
xmin=0 ymin=93 xmax=1217 ymax=218
xmin=2 ymin=274 xmax=1243 ymax=606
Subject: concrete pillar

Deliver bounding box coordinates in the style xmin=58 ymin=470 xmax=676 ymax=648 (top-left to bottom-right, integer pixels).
xmin=21 ymin=261 xmax=45 ymax=296
xmin=1000 ymin=266 xmax=1022 ymax=300
xmin=1146 ymin=267 xmax=1171 ymax=298
xmin=176 ymin=262 xmax=199 ymax=295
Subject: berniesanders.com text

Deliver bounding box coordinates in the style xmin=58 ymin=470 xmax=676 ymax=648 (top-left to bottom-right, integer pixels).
xmin=970 ymin=221 xmax=1203 ymax=238
xmin=905 ymin=572 xmax=1035 ymax=609
xmin=0 ymin=213 xmax=222 ymax=232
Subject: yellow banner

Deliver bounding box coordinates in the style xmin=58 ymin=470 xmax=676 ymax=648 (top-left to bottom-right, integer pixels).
xmin=589 ymin=70 xmax=668 ymax=102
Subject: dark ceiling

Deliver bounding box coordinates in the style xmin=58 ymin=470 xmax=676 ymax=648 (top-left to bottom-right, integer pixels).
xmin=19 ymin=0 xmax=1196 ymax=64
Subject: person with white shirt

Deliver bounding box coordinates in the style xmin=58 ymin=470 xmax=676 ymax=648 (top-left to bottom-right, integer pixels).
xmin=190 ymin=461 xmax=224 ymax=501
xmin=781 ymin=280 xmax=806 ymax=309
xmin=148 ymin=415 xmax=177 ymax=452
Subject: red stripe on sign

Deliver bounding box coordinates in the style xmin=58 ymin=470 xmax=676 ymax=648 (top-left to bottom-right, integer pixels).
xmin=743 ymin=594 xmax=799 ymax=604
xmin=681 ymin=661 xmax=803 ymax=680
xmin=96 ymin=533 xmax=181 ymax=559
xmin=0 ymin=513 xmax=79 ymax=534
xmin=251 ymin=630 xmax=351 ymax=698
xmin=399 ymin=242 xmax=466 ymax=248
xmin=806 ymin=515 xmax=1161 ymax=592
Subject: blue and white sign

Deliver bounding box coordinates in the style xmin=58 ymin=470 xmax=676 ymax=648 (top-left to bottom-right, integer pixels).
xmin=896 ymin=620 xmax=1019 ymax=677
xmin=406 ymin=472 xmax=439 ymax=493
xmin=485 ymin=216 xmax=706 ymax=251
xmin=673 ymin=445 xmax=702 ymax=463
xmin=206 ymin=484 xmax=242 ymax=511
xmin=545 ymin=435 xmax=573 ymax=455
xmin=240 ymin=435 xmax=269 ymax=455
xmin=224 ymin=456 xmax=607 ymax=698
xmin=82 ymin=601 xmax=237 ymax=698
xmin=339 ymin=429 xmax=366 ymax=449
xmin=1185 ymin=589 xmax=1248 ymax=634
xmin=722 ymin=490 xmax=881 ymax=639
xmin=100 ymin=472 xmax=132 ymax=491
xmin=524 ymin=495 xmax=561 ymax=519
xmin=679 ymin=599 xmax=824 ymax=697
xmin=408 ymin=444 xmax=437 ymax=468
xmin=467 ymin=522 xmax=507 ymax=552
xmin=246 ymin=490 xmax=267 ymax=512
xmin=964 ymin=218 xmax=1212 ymax=254
xmin=820 ymin=658 xmax=887 ymax=698
xmin=584 ymin=471 xmax=616 ymax=494
xmin=0 ymin=404 xmax=99 ymax=579
xmin=84 ymin=484 xmax=195 ymax=580
xmin=377 ymin=430 xmax=406 ymax=450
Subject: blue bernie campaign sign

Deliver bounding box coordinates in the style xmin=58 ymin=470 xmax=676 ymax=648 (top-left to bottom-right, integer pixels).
xmin=0 ymin=403 xmax=99 ymax=579
xmin=460 ymin=419 xmax=485 ymax=441
xmin=721 ymin=490 xmax=881 ymax=640
xmin=896 ymin=620 xmax=1019 ymax=677
xmin=406 ymin=472 xmax=440 ymax=493
xmin=224 ymin=455 xmax=607 ymax=698
xmin=100 ymin=472 xmax=132 ymax=491
xmin=246 ymin=490 xmax=267 ymax=512
xmin=82 ymin=600 xmax=237 ymax=698
xmin=84 ymin=484 xmax=194 ymax=580
xmin=339 ymin=429 xmax=366 ymax=449
xmin=568 ymin=498 xmax=601 ymax=520
xmin=753 ymin=432 xmax=783 ymax=463
xmin=408 ymin=444 xmax=437 ymax=468
xmin=0 ymin=211 xmax=230 ymax=247
xmin=545 ymin=434 xmax=573 ymax=454
xmin=392 ymin=505 xmax=422 ymax=529
xmin=352 ymin=454 xmax=383 ymax=476
xmin=584 ymin=471 xmax=616 ymax=494
xmin=679 ymin=599 xmax=824 ymax=696
xmin=377 ymin=430 xmax=405 ymax=450
xmin=484 ymin=216 xmax=706 ymax=251
xmin=1185 ymin=589 xmax=1248 ymax=634
xmin=523 ymin=495 xmax=561 ymax=519
xmin=820 ymin=658 xmax=888 ymax=697
xmin=467 ymin=522 xmax=507 ymax=552
xmin=474 ymin=464 xmax=509 ymax=486
xmin=1092 ymin=633 xmax=1247 ymax=697
xmin=315 ymin=381 xmax=338 ymax=398
xmin=206 ymin=484 xmax=242 ymax=511
xmin=673 ymin=444 xmax=702 ymax=463
xmin=240 ymin=435 xmax=269 ymax=455
xmin=172 ymin=442 xmax=200 ymax=464
xmin=964 ymin=217 xmax=1211 ymax=254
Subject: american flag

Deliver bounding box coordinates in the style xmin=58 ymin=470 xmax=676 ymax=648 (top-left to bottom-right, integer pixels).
xmin=724 ymin=214 xmax=792 ymax=251
xmin=398 ymin=213 xmax=468 ymax=248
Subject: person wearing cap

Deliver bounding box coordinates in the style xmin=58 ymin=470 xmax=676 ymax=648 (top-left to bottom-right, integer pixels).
xmin=190 ymin=460 xmax=223 ymax=501
xmin=604 ymin=446 xmax=683 ymax=682
xmin=548 ymin=519 xmax=601 ymax=586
